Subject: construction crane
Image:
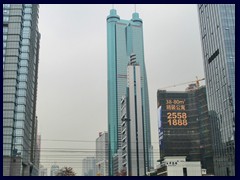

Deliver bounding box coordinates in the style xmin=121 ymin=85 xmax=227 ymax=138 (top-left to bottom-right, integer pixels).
xmin=159 ymin=76 xmax=205 ymax=90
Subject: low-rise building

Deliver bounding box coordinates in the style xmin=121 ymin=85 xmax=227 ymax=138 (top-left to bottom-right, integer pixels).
xmin=156 ymin=156 xmax=202 ymax=176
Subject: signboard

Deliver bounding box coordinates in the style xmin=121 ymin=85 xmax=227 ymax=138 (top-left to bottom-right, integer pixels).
xmin=166 ymin=99 xmax=188 ymax=126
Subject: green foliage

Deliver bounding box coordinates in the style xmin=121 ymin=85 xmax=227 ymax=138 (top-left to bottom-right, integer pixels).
xmin=56 ymin=167 xmax=76 ymax=176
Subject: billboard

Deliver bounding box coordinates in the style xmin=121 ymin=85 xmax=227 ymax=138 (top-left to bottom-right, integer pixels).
xmin=165 ymin=99 xmax=188 ymax=127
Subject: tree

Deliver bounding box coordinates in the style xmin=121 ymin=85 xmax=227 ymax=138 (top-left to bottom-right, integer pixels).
xmin=56 ymin=167 xmax=76 ymax=176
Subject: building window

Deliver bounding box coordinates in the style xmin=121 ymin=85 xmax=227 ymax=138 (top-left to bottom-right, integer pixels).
xmin=15 ymin=129 xmax=24 ymax=136
xmin=23 ymin=14 xmax=32 ymax=20
xmin=3 ymin=9 xmax=10 ymax=15
xmin=3 ymin=16 xmax=9 ymax=22
xmin=3 ymin=27 xmax=8 ymax=33
xmin=21 ymin=46 xmax=29 ymax=53
xmin=208 ymin=49 xmax=219 ymax=64
xmin=25 ymin=4 xmax=32 ymax=7
xmin=17 ymin=89 xmax=27 ymax=97
xmin=3 ymin=4 xmax=11 ymax=8
xmin=3 ymin=35 xmax=7 ymax=41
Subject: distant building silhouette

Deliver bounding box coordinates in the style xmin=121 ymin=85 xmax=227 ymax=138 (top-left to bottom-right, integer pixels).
xmin=50 ymin=164 xmax=59 ymax=176
xmin=39 ymin=165 xmax=48 ymax=176
xmin=82 ymin=157 xmax=97 ymax=176
xmin=96 ymin=132 xmax=109 ymax=176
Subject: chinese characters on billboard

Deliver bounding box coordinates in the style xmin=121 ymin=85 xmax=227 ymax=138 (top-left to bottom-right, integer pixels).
xmin=166 ymin=99 xmax=188 ymax=126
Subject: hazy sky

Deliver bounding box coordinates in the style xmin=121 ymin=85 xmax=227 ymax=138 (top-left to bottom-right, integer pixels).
xmin=37 ymin=4 xmax=205 ymax=175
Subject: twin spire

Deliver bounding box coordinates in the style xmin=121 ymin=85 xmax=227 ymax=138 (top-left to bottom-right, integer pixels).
xmin=112 ymin=4 xmax=137 ymax=12
xmin=108 ymin=4 xmax=142 ymax=23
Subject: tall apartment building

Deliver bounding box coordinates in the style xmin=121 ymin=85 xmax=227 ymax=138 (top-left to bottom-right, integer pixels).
xmin=82 ymin=157 xmax=97 ymax=176
xmin=50 ymin=164 xmax=59 ymax=176
xmin=107 ymin=9 xmax=152 ymax=175
xmin=157 ymin=86 xmax=214 ymax=175
xmin=32 ymin=133 xmax=41 ymax=175
xmin=119 ymin=54 xmax=146 ymax=176
xmin=198 ymin=4 xmax=235 ymax=176
xmin=39 ymin=165 xmax=48 ymax=176
xmin=120 ymin=96 xmax=128 ymax=175
xmin=3 ymin=4 xmax=41 ymax=176
xmin=96 ymin=132 xmax=109 ymax=176
xmin=30 ymin=119 xmax=41 ymax=176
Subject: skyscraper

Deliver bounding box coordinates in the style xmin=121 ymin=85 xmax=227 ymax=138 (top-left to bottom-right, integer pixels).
xmin=121 ymin=54 xmax=146 ymax=176
xmin=39 ymin=165 xmax=48 ymax=176
xmin=82 ymin=157 xmax=97 ymax=176
xmin=50 ymin=164 xmax=60 ymax=176
xmin=107 ymin=9 xmax=152 ymax=175
xmin=3 ymin=4 xmax=41 ymax=176
xmin=96 ymin=132 xmax=109 ymax=176
xmin=198 ymin=4 xmax=235 ymax=176
xmin=157 ymin=86 xmax=214 ymax=175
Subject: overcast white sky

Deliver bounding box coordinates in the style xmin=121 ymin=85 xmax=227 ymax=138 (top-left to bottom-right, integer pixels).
xmin=37 ymin=4 xmax=205 ymax=175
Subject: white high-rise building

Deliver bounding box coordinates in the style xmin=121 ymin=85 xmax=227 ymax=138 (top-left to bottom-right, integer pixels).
xmin=120 ymin=96 xmax=128 ymax=175
xmin=127 ymin=54 xmax=145 ymax=176
xmin=96 ymin=132 xmax=108 ymax=176
xmin=119 ymin=54 xmax=145 ymax=176
xmin=39 ymin=165 xmax=48 ymax=176
xmin=50 ymin=164 xmax=59 ymax=176
xmin=82 ymin=157 xmax=97 ymax=176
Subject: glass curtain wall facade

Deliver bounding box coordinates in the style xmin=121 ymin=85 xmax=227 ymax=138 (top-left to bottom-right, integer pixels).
xmin=157 ymin=87 xmax=214 ymax=175
xmin=107 ymin=9 xmax=152 ymax=175
xmin=157 ymin=91 xmax=201 ymax=161
xmin=198 ymin=4 xmax=235 ymax=176
xmin=3 ymin=4 xmax=40 ymax=176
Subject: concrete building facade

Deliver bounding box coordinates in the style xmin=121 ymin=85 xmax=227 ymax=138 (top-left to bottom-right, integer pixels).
xmin=96 ymin=132 xmax=108 ymax=176
xmin=156 ymin=156 xmax=202 ymax=176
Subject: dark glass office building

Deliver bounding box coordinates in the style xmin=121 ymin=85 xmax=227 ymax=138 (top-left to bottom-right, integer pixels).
xmin=198 ymin=4 xmax=235 ymax=176
xmin=3 ymin=4 xmax=40 ymax=176
xmin=157 ymin=86 xmax=214 ymax=175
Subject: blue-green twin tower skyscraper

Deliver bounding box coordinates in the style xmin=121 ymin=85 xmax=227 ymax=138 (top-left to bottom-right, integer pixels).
xmin=107 ymin=9 xmax=152 ymax=175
